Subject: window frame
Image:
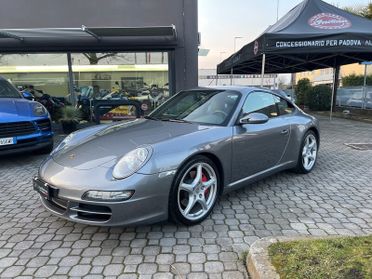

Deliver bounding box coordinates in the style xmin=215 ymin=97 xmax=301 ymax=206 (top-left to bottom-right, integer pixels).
xmin=235 ymin=90 xmax=296 ymax=125
xmin=272 ymin=94 xmax=296 ymax=117
xmin=237 ymin=90 xmax=279 ymax=122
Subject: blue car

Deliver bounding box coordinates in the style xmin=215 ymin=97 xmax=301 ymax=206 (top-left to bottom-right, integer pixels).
xmin=0 ymin=77 xmax=53 ymax=155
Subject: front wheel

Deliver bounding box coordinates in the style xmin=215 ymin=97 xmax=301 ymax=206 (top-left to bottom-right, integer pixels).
xmin=293 ymin=131 xmax=318 ymax=174
xmin=169 ymin=156 xmax=220 ymax=226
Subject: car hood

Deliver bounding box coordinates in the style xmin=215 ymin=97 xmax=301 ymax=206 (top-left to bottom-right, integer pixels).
xmin=52 ymin=119 xmax=210 ymax=170
xmin=0 ymin=98 xmax=34 ymax=121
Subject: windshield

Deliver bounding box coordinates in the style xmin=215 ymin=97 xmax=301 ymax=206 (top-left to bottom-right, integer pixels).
xmin=149 ymin=90 xmax=241 ymax=125
xmin=0 ymin=79 xmax=21 ymax=99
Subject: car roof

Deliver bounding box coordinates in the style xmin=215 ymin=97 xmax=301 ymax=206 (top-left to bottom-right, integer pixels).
xmin=187 ymin=86 xmax=294 ymax=103
xmin=190 ymin=86 xmax=280 ymax=95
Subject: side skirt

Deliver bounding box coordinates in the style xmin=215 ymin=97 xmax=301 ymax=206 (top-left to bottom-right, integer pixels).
xmin=223 ymin=161 xmax=296 ymax=194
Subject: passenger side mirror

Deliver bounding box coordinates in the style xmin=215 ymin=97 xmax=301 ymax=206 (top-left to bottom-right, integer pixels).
xmin=239 ymin=112 xmax=269 ymax=125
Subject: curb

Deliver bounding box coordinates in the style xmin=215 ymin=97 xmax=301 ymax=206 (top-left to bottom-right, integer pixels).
xmin=246 ymin=235 xmax=345 ymax=279
xmin=246 ymin=236 xmax=280 ymax=279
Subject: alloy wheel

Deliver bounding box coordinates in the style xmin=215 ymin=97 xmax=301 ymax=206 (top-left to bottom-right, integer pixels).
xmin=177 ymin=162 xmax=218 ymax=221
xmin=302 ymin=134 xmax=317 ymax=171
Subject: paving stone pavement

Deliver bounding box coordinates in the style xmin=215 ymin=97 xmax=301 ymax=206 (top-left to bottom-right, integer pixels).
xmin=0 ymin=116 xmax=371 ymax=278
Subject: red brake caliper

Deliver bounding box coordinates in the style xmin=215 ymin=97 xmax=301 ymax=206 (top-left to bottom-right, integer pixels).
xmin=202 ymin=173 xmax=209 ymax=197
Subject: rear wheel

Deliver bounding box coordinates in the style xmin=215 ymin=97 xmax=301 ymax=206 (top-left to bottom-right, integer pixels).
xmin=293 ymin=130 xmax=318 ymax=174
xmin=169 ymin=156 xmax=220 ymax=226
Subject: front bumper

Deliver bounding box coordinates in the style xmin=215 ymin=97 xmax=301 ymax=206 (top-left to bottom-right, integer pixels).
xmin=0 ymin=135 xmax=53 ymax=156
xmin=34 ymin=170 xmax=175 ymax=227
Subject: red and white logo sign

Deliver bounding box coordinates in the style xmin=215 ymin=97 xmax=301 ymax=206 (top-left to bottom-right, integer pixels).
xmin=309 ymin=13 xmax=351 ymax=30
xmin=253 ymin=41 xmax=259 ymax=55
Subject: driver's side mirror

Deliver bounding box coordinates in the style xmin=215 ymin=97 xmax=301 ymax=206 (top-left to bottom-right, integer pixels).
xmin=239 ymin=112 xmax=269 ymax=125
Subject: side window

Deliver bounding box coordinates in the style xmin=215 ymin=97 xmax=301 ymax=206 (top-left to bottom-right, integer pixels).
xmin=242 ymin=91 xmax=278 ymax=118
xmin=273 ymin=96 xmax=295 ymax=115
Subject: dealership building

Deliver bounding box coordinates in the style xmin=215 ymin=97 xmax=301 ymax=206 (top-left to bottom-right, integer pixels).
xmin=0 ymin=0 xmax=198 ymax=102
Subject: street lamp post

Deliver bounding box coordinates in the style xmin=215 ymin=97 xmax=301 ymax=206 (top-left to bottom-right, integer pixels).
xmin=276 ymin=0 xmax=280 ymax=22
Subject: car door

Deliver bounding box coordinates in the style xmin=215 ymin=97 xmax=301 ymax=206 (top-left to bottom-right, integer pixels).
xmin=231 ymin=91 xmax=291 ymax=182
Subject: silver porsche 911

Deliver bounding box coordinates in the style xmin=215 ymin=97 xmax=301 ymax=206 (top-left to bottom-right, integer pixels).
xmin=34 ymin=87 xmax=319 ymax=226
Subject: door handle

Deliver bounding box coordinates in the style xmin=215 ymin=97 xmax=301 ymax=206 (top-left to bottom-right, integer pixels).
xmin=281 ymin=129 xmax=289 ymax=135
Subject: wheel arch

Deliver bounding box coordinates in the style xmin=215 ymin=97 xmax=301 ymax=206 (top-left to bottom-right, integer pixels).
xmin=308 ymin=126 xmax=320 ymax=146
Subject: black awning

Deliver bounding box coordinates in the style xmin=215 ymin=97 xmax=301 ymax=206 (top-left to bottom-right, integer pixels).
xmin=217 ymin=0 xmax=372 ymax=74
xmin=0 ymin=25 xmax=178 ymax=53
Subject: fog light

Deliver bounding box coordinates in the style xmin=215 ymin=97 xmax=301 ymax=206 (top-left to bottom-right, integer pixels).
xmin=83 ymin=190 xmax=134 ymax=202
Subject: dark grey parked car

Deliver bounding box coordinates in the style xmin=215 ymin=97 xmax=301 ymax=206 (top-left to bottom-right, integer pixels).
xmin=34 ymin=87 xmax=319 ymax=226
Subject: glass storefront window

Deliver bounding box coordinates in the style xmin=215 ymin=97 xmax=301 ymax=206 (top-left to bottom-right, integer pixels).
xmin=0 ymin=51 xmax=170 ymax=122
xmin=0 ymin=54 xmax=69 ymax=97
xmin=72 ymin=52 xmax=169 ymax=121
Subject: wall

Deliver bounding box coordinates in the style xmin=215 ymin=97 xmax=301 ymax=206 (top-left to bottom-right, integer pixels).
xmin=295 ymin=63 xmax=372 ymax=86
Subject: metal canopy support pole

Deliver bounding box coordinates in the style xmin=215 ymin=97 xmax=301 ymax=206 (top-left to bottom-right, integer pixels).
xmin=363 ymin=64 xmax=368 ymax=109
xmin=67 ymin=52 xmax=76 ymax=107
xmin=330 ymin=66 xmax=340 ymax=121
xmin=230 ymin=68 xmax=233 ymax=85
xmin=261 ymin=53 xmax=266 ymax=87
xmin=216 ymin=71 xmax=219 ymax=86
xmin=168 ymin=50 xmax=176 ymax=96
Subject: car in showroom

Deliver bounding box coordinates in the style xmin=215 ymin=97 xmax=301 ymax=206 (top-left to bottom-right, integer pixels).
xmin=34 ymin=87 xmax=319 ymax=226
xmin=0 ymin=77 xmax=53 ymax=155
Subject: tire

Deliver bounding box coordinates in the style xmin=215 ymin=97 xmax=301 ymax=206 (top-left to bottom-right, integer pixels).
xmin=34 ymin=142 xmax=54 ymax=155
xmin=293 ymin=130 xmax=318 ymax=174
xmin=169 ymin=155 xmax=220 ymax=226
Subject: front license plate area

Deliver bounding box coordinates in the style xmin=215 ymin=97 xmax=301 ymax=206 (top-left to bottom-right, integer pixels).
xmin=33 ymin=179 xmax=59 ymax=200
xmin=0 ymin=137 xmax=16 ymax=146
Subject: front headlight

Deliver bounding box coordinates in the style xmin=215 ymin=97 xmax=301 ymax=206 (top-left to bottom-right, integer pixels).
xmin=112 ymin=147 xmax=151 ymax=180
xmin=33 ymin=103 xmax=48 ymax=116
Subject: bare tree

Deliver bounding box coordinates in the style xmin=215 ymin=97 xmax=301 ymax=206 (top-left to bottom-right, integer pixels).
xmin=82 ymin=53 xmax=119 ymax=65
xmin=345 ymin=3 xmax=372 ymax=20
xmin=82 ymin=53 xmax=134 ymax=65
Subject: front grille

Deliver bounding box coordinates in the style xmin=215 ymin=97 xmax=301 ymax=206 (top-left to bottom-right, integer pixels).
xmin=36 ymin=119 xmax=52 ymax=132
xmin=0 ymin=121 xmax=36 ymax=137
xmin=42 ymin=194 xmax=112 ymax=223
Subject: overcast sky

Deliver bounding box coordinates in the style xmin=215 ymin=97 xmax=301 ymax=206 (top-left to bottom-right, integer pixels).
xmin=198 ymin=0 xmax=371 ymax=69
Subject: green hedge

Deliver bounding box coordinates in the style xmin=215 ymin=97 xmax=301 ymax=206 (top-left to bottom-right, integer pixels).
xmin=295 ymin=78 xmax=312 ymax=106
xmin=308 ymin=85 xmax=332 ymax=111
xmin=295 ymin=78 xmax=332 ymax=111
xmin=342 ymin=74 xmax=372 ymax=86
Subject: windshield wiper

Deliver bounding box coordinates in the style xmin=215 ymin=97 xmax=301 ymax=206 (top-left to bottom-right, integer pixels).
xmin=161 ymin=118 xmax=193 ymax=124
xmin=144 ymin=115 xmax=161 ymax=121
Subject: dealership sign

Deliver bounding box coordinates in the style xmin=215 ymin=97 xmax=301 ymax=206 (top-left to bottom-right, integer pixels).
xmin=309 ymin=13 xmax=351 ymax=30
xmin=274 ymin=39 xmax=369 ymax=49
